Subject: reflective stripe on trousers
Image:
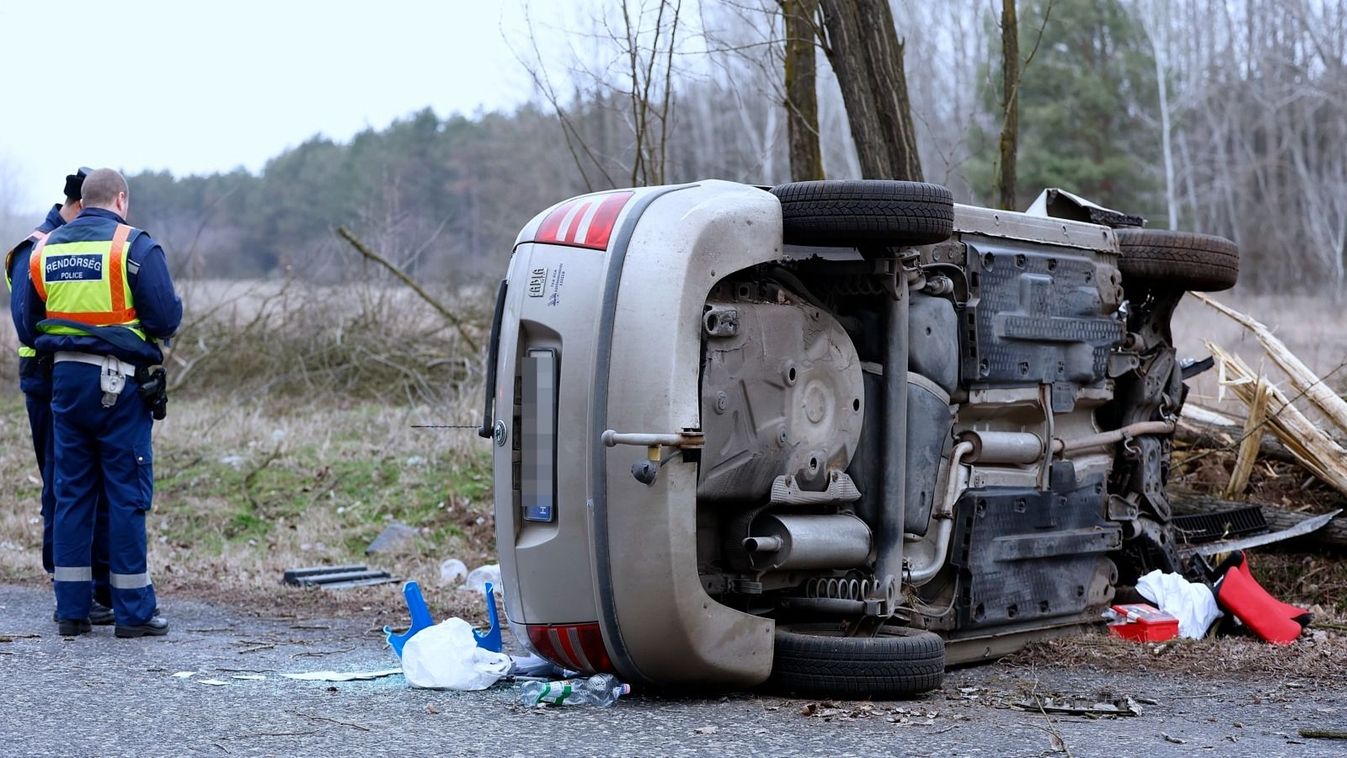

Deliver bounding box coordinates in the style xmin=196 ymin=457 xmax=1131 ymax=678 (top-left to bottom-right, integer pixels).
xmin=53 ymin=566 xmax=92 ymax=582
xmin=109 ymin=571 xmax=151 ymax=590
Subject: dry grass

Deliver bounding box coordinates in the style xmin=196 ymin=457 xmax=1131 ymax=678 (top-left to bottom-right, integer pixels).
xmin=165 ymin=278 xmax=492 ymax=402
xmin=1 ymin=278 xmax=504 ymax=621
xmin=0 ymin=386 xmax=495 ymax=622
xmin=1008 ymin=614 xmax=1347 ymax=684
xmin=1 ymin=278 xmax=493 ymax=402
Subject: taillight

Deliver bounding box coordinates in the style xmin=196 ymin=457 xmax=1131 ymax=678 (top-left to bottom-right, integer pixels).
xmin=534 ymin=192 xmax=634 ymax=251
xmin=525 ymin=622 xmax=614 ymax=674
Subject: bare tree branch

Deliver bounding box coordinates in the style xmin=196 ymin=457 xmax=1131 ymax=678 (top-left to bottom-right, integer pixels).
xmin=335 ymin=226 xmax=479 ymax=353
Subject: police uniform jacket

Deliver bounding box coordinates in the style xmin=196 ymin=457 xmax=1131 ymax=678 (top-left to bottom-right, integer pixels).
xmin=5 ymin=204 xmax=65 ymax=393
xmin=23 ymin=208 xmax=182 ymax=367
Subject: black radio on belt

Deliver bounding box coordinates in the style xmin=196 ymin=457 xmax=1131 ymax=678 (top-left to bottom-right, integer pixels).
xmin=134 ymin=365 xmax=168 ymax=421
xmin=19 ymin=352 xmax=54 ymax=381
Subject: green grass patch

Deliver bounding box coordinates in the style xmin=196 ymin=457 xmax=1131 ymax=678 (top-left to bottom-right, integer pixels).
xmin=152 ymin=436 xmax=491 ymax=558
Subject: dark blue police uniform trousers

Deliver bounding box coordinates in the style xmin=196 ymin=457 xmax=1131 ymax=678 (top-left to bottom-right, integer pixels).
xmin=50 ymin=362 xmax=156 ymax=624
xmin=20 ymin=362 xmax=111 ymax=605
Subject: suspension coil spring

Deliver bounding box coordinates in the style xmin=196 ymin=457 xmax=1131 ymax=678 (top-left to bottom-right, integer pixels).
xmin=805 ymin=575 xmax=894 ymax=603
xmin=821 ymin=276 xmax=886 ymax=297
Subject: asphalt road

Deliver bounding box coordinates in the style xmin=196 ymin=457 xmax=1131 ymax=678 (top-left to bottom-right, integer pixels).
xmin=1 ymin=584 xmax=1343 ymax=757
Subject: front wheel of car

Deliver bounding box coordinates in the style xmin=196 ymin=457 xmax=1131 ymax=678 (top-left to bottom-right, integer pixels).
xmin=769 ymin=622 xmax=946 ymax=699
xmin=771 ymin=180 xmax=955 ymax=248
xmin=1115 ymin=228 xmax=1240 ymax=292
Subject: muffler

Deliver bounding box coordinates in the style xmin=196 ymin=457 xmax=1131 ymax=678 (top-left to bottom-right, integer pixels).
xmin=743 ymin=513 xmax=872 ymax=571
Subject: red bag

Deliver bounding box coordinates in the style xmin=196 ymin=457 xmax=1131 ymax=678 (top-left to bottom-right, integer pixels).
xmin=1237 ymin=556 xmax=1311 ymax=625
xmin=1215 ymin=556 xmax=1307 ymax=644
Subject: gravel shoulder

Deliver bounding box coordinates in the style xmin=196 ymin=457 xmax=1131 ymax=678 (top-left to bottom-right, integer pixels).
xmin=2 ymin=583 xmax=1344 ymax=757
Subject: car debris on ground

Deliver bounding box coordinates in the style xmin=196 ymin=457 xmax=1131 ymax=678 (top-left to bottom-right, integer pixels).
xmin=1010 ymin=695 xmax=1143 ymax=718
xmin=282 ymin=564 xmax=398 ymax=590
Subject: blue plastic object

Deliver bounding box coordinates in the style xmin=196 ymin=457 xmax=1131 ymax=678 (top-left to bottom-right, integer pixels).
xmin=384 ymin=581 xmax=434 ymax=657
xmin=474 ymin=582 xmax=503 ymax=653
xmin=383 ymin=579 xmax=504 ymax=658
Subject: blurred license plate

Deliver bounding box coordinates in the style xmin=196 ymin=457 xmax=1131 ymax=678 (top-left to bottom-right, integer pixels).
xmin=522 ymin=349 xmax=557 ymax=523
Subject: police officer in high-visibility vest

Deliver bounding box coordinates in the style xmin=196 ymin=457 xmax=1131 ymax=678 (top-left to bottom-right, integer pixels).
xmin=5 ymin=168 xmax=114 ymax=625
xmin=23 ymin=168 xmax=181 ymax=637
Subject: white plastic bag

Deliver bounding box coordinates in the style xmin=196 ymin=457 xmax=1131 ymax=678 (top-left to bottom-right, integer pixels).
xmin=401 ymin=618 xmax=512 ymax=690
xmin=1136 ymin=569 xmax=1223 ymax=639
xmin=465 ymin=563 xmax=501 ymax=593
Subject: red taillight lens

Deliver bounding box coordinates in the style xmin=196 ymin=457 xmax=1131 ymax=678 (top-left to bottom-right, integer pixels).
xmin=525 ymin=622 xmax=614 ymax=674
xmin=533 ymin=192 xmax=634 ymax=251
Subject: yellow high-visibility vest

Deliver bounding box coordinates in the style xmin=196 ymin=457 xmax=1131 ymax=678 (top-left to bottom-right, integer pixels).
xmin=30 ymin=222 xmax=146 ymax=342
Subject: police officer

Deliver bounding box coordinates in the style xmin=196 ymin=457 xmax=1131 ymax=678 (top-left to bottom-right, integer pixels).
xmin=5 ymin=168 xmax=114 ymax=625
xmin=24 ymin=168 xmax=181 ymax=637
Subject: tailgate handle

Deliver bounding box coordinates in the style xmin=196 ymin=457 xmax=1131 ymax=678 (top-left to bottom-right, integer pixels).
xmin=478 ymin=279 xmax=508 ymax=439
xmin=602 ymin=429 xmax=705 ymax=487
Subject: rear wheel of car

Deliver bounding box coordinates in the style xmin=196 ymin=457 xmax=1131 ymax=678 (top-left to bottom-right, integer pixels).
xmin=1115 ymin=228 xmax=1239 ymax=292
xmin=770 ymin=622 xmax=945 ymax=699
xmin=771 ymin=180 xmax=955 ymax=247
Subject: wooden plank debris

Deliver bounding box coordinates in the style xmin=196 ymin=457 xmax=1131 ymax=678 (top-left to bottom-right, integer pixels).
xmin=1205 ymin=342 xmax=1347 ymax=498
xmin=1225 ymin=378 xmax=1271 ymax=499
xmin=1195 ymin=293 xmax=1347 ymax=436
xmin=1176 ymin=405 xmax=1298 ymax=465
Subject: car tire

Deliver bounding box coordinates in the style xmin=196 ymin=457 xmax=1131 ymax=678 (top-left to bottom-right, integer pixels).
xmin=771 ymin=180 xmax=955 ymax=247
xmin=1115 ymin=228 xmax=1239 ymax=292
xmin=770 ymin=622 xmax=945 ymax=699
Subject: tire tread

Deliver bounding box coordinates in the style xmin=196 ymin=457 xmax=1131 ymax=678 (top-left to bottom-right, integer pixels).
xmin=1115 ymin=228 xmax=1239 ymax=291
xmin=771 ymin=180 xmax=955 ymax=247
xmin=769 ymin=623 xmax=946 ymax=699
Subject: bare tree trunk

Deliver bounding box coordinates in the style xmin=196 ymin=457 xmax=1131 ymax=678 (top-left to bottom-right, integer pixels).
xmin=819 ymin=0 xmax=922 ymax=180
xmin=997 ymin=0 xmax=1020 ymax=210
xmin=1146 ymin=7 xmax=1179 ymax=229
xmin=782 ymin=0 xmax=824 ymax=181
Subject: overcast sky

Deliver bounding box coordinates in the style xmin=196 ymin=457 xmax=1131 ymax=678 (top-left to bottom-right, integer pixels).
xmin=1 ymin=0 xmax=570 ymax=213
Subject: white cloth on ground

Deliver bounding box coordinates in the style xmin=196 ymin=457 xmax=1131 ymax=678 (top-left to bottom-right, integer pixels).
xmin=1136 ymin=569 xmax=1223 ymax=639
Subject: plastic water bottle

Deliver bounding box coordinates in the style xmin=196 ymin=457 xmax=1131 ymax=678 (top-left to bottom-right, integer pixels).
xmin=517 ymin=673 xmax=631 ymax=707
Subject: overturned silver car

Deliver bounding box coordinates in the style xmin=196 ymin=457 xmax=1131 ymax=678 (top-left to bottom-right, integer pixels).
xmin=482 ymin=179 xmax=1239 ymax=697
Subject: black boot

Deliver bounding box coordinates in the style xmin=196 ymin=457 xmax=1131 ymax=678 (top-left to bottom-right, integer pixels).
xmin=89 ymin=602 xmax=115 ymax=626
xmin=57 ymin=619 xmax=92 ymax=636
xmin=115 ymin=616 xmax=169 ymax=638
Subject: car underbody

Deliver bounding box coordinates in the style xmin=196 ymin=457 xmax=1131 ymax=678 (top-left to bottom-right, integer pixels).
xmin=488 ymin=179 xmax=1241 ymax=697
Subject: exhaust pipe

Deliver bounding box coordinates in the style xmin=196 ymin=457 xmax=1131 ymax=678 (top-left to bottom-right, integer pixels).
xmin=958 ymin=430 xmax=1044 ymax=464
xmin=873 ymin=275 xmax=909 ymax=595
xmin=743 ymin=514 xmax=871 ymax=571
xmin=907 ymin=440 xmax=975 ymax=586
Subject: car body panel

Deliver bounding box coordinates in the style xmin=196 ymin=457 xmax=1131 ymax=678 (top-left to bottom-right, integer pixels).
xmin=598 ymin=181 xmax=783 ymax=686
xmin=492 ymin=179 xmax=1189 ymax=690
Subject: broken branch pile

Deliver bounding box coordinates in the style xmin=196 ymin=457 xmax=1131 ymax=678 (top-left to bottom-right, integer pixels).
xmin=1203 ymin=342 xmax=1347 ymax=496
xmin=1169 ymin=295 xmax=1347 ymax=554
xmin=1192 ymin=293 xmax=1347 ymax=500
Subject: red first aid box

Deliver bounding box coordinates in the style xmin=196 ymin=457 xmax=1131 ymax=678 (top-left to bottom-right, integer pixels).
xmin=1107 ymin=603 xmax=1180 ymax=642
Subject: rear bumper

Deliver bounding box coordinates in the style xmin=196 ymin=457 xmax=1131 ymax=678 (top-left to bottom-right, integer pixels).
xmin=493 ymin=181 xmax=785 ymax=687
xmin=592 ymin=182 xmax=788 ymax=687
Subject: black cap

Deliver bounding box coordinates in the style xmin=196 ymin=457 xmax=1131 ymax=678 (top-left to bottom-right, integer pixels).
xmin=63 ymin=166 xmax=94 ymax=201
